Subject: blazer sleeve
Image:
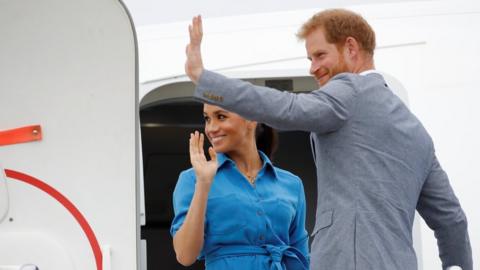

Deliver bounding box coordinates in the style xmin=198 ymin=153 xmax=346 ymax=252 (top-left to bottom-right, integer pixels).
xmin=416 ymin=154 xmax=473 ymax=270
xmin=194 ymin=70 xmax=357 ymax=134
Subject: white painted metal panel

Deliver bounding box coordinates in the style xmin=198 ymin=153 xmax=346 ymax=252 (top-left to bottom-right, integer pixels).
xmin=0 ymin=166 xmax=8 ymax=223
xmin=0 ymin=0 xmax=139 ymax=270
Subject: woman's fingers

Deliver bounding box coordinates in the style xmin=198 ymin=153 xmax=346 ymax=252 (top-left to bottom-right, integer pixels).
xmin=189 ymin=132 xmax=196 ymax=165
xmin=199 ymin=133 xmax=205 ymax=156
xmin=188 ymin=131 xmax=217 ymax=184
xmin=189 ymin=132 xmax=197 ymax=157
xmin=208 ymin=147 xmax=217 ymax=163
xmin=189 ymin=131 xmax=209 ymax=164
xmin=194 ymin=131 xmax=201 ymax=155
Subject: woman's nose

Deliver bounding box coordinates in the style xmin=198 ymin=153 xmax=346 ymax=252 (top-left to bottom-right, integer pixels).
xmin=206 ymin=120 xmax=218 ymax=133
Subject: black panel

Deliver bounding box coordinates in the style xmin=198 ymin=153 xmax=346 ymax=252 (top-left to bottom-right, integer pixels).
xmin=265 ymin=79 xmax=294 ymax=91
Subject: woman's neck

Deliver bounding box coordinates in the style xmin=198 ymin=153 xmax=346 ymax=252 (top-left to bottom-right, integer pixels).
xmin=227 ymin=145 xmax=262 ymax=174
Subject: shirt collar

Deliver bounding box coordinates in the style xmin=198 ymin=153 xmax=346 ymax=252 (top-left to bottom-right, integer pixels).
xmin=359 ymin=69 xmax=389 ymax=87
xmin=216 ymin=152 xmax=231 ymax=169
xmin=216 ymin=151 xmax=278 ymax=179
xmin=359 ymin=69 xmax=380 ymax=76
xmin=258 ymin=151 xmax=278 ymax=179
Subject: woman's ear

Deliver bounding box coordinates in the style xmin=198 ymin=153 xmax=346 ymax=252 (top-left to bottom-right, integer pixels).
xmin=248 ymin=121 xmax=258 ymax=131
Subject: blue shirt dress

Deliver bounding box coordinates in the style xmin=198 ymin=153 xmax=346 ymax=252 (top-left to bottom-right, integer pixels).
xmin=171 ymin=151 xmax=309 ymax=270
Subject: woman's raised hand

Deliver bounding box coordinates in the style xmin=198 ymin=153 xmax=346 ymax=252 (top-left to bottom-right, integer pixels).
xmin=189 ymin=131 xmax=217 ymax=187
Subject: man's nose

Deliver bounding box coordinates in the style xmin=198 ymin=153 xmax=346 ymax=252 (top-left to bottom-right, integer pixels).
xmin=309 ymin=61 xmax=319 ymax=75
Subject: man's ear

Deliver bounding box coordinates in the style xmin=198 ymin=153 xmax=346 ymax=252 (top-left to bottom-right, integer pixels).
xmin=344 ymin=36 xmax=360 ymax=58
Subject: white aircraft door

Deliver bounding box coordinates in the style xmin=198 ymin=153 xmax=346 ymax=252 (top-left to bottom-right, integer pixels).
xmin=0 ymin=0 xmax=140 ymax=269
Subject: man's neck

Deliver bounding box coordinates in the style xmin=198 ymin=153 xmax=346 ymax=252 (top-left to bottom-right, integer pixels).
xmin=352 ymin=54 xmax=375 ymax=74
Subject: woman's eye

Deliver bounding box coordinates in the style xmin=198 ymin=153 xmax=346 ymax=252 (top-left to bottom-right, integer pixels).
xmin=203 ymin=116 xmax=210 ymax=122
xmin=218 ymin=115 xmax=226 ymax=120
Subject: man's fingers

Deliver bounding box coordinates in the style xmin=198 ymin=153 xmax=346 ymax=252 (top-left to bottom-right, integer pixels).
xmin=188 ymin=19 xmax=197 ymax=45
xmin=193 ymin=16 xmax=199 ymax=35
xmin=185 ymin=15 xmax=204 ymax=84
xmin=189 ymin=15 xmax=202 ymax=46
xmin=190 ymin=17 xmax=196 ymax=40
xmin=194 ymin=15 xmax=203 ymax=40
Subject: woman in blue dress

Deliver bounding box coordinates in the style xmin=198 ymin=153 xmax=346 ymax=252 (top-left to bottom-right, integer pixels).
xmin=171 ymin=104 xmax=309 ymax=270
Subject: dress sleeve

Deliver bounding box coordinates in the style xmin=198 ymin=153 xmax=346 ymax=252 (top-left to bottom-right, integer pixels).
xmin=195 ymin=70 xmax=357 ymax=134
xmin=289 ymin=179 xmax=310 ymax=264
xmin=416 ymin=154 xmax=472 ymax=270
xmin=170 ymin=170 xmax=196 ymax=236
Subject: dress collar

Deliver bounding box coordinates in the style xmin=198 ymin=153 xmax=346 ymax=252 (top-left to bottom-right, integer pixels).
xmin=216 ymin=151 xmax=278 ymax=179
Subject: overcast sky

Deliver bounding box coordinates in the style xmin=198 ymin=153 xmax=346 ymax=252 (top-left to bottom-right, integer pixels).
xmin=122 ymin=0 xmax=414 ymax=26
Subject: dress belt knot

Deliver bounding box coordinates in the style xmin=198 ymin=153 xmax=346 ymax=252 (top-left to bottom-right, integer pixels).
xmin=205 ymin=244 xmax=308 ymax=270
xmin=263 ymin=244 xmax=286 ymax=264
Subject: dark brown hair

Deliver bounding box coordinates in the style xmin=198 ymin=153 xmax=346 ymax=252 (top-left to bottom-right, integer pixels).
xmin=255 ymin=123 xmax=278 ymax=160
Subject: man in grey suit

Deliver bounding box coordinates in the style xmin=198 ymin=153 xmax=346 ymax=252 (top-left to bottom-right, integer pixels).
xmin=184 ymin=9 xmax=472 ymax=270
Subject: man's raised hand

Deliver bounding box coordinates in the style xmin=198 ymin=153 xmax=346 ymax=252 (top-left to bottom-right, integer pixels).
xmin=185 ymin=15 xmax=204 ymax=84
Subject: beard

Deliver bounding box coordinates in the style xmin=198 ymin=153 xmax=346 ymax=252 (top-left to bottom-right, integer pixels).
xmin=331 ymin=54 xmax=349 ymax=77
xmin=316 ymin=55 xmax=350 ymax=87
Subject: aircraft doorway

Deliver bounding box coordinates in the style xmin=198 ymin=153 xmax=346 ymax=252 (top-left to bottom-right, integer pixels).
xmin=140 ymin=99 xmax=317 ymax=270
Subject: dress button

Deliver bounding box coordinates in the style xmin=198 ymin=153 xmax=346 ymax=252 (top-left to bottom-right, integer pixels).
xmin=257 ymin=210 xmax=263 ymax=216
xmin=259 ymin=235 xmax=265 ymax=241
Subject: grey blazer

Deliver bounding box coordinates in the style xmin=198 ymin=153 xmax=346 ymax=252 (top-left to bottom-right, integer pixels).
xmin=194 ymin=70 xmax=472 ymax=270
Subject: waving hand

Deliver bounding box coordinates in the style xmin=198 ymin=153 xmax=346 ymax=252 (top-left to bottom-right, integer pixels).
xmin=189 ymin=131 xmax=217 ymax=186
xmin=185 ymin=15 xmax=204 ymax=84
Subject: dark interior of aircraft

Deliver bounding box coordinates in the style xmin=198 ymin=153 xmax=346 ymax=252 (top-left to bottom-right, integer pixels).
xmin=140 ymin=98 xmax=317 ymax=269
